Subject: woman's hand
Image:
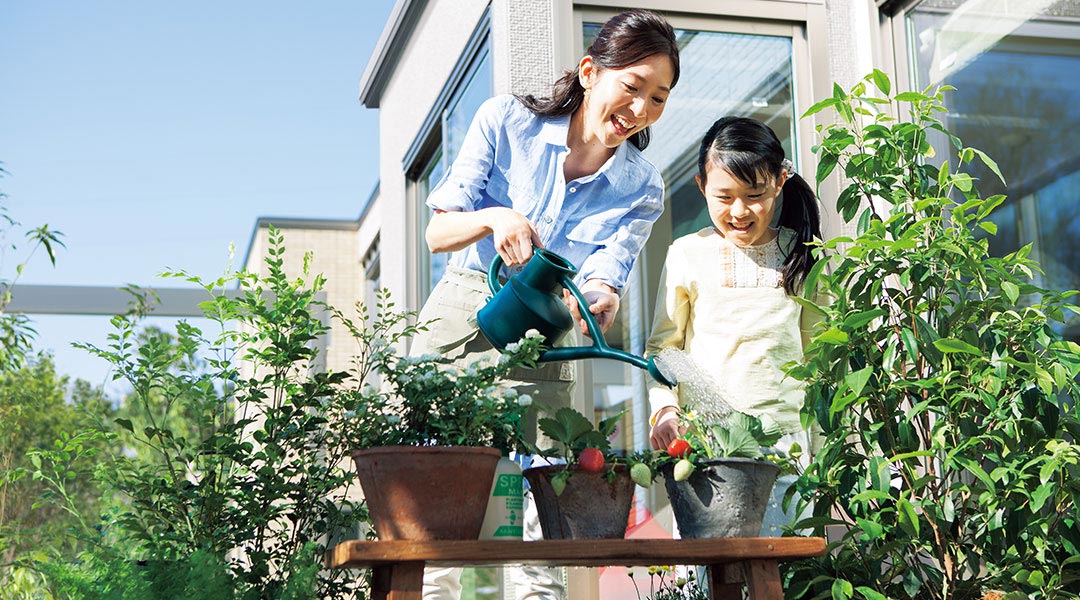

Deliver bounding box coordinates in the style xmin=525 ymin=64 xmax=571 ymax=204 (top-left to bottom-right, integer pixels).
xmin=563 ymin=279 xmax=620 ymax=336
xmin=649 ymin=406 xmax=684 ymax=450
xmin=486 ymin=207 xmax=543 ymax=267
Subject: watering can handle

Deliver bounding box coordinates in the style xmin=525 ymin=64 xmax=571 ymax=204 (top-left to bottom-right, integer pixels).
xmin=487 ymin=255 xmax=505 ymax=295
xmin=485 ymin=254 xmax=608 ymax=346
xmin=559 ymin=275 xmax=609 ymax=347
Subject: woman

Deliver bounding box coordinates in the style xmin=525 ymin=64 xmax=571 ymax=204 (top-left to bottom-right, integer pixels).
xmin=413 ymin=9 xmax=680 ymax=600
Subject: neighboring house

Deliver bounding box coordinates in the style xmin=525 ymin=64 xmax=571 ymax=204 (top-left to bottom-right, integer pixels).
xmin=246 ymin=0 xmax=1079 ymax=597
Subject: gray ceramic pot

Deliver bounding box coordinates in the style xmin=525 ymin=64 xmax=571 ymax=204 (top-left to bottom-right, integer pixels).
xmin=661 ymin=457 xmax=780 ymax=538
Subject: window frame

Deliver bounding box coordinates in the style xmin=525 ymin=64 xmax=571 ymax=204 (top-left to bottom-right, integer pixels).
xmin=404 ymin=10 xmax=493 ymax=305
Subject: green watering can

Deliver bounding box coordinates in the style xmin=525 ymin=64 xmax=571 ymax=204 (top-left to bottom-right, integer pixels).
xmin=476 ymin=248 xmax=676 ymax=388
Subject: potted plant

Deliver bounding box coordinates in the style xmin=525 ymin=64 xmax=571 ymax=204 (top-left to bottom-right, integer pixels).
xmin=340 ymin=329 xmax=544 ymax=541
xmin=783 ymin=71 xmax=1080 ymax=598
xmin=656 ymin=409 xmax=794 ymax=538
xmin=522 ymin=407 xmax=654 ymax=539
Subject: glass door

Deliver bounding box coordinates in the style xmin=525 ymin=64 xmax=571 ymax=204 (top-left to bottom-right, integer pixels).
xmin=576 ymin=10 xmax=804 ymax=547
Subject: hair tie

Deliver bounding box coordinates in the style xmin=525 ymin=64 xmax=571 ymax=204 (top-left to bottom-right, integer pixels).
xmin=781 ymin=158 xmax=796 ymax=177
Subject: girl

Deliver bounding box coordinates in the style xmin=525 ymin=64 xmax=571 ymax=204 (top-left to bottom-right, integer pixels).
xmin=412 ymin=9 xmax=680 ymax=600
xmin=646 ymin=115 xmax=822 ymax=467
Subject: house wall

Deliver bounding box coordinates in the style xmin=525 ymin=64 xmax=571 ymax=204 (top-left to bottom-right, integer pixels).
xmin=374 ymin=0 xmax=491 ymax=311
xmin=243 ymin=221 xmax=362 ymax=374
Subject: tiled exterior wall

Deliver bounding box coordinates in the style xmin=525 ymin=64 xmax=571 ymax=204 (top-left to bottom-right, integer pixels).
xmin=243 ymin=224 xmax=363 ymax=375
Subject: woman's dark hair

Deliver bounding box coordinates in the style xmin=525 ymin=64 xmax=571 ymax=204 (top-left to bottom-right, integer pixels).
xmin=517 ymin=9 xmax=679 ymax=151
xmin=697 ymin=116 xmax=822 ymax=295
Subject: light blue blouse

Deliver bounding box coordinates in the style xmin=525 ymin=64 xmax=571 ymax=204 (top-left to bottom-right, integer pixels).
xmin=426 ymin=94 xmax=665 ymax=292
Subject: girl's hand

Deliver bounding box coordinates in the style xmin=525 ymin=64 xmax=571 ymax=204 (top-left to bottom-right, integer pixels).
xmin=649 ymin=407 xmax=684 ymax=450
xmin=486 ymin=207 xmax=543 ymax=267
xmin=563 ymin=280 xmax=619 ymax=336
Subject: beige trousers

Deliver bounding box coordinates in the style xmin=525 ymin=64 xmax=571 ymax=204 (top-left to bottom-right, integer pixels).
xmin=410 ymin=266 xmax=573 ymax=600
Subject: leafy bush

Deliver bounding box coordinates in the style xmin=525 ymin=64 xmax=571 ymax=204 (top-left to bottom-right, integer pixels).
xmin=785 ymin=71 xmax=1080 ymax=599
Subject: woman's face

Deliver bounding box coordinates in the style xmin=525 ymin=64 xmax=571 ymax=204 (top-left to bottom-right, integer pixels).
xmin=578 ymin=53 xmax=674 ymax=148
xmin=698 ymin=162 xmax=787 ymax=247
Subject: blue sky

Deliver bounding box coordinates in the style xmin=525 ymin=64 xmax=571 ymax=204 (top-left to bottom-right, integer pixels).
xmin=2 ymin=0 xmax=396 ymax=388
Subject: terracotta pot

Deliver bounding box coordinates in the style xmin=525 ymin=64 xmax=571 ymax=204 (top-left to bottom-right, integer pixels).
xmin=524 ymin=464 xmax=634 ymax=539
xmin=352 ymin=446 xmax=501 ymax=540
xmin=660 ymin=457 xmax=780 ymax=538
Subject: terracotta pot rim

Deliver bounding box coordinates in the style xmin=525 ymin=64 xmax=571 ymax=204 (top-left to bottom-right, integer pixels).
xmin=524 ymin=463 xmax=629 ymax=475
xmin=352 ymin=445 xmax=502 ymax=459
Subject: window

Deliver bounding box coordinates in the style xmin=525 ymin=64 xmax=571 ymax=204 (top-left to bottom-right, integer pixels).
xmin=576 ymin=10 xmax=805 ymax=541
xmin=902 ymin=0 xmax=1080 ymax=339
xmin=409 ymin=33 xmax=493 ymax=303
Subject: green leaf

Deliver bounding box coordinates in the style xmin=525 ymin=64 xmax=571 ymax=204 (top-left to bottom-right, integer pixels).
xmin=843 ymin=309 xmax=887 ymax=330
xmin=971 ymin=148 xmax=1006 ymax=185
xmin=895 ymin=91 xmax=929 ymax=102
xmin=856 ymin=586 xmax=887 ymax=600
xmin=803 ymin=97 xmax=840 ymax=118
xmin=897 ymin=497 xmax=920 ymax=536
xmin=831 ymin=578 xmax=854 ymax=600
xmin=978 ymin=221 xmax=998 ymax=235
xmin=817 ymin=328 xmax=849 ymax=345
xmin=900 ymin=328 xmax=918 ymax=362
xmin=115 ymin=418 xmax=135 ymax=433
xmin=1030 ymin=483 xmax=1053 ymax=512
xmin=934 ymin=338 xmax=981 ymax=355
xmin=1001 ymin=281 xmax=1020 ymax=305
xmin=844 ymin=366 xmax=873 ymax=397
xmin=869 ymin=69 xmax=891 ymax=95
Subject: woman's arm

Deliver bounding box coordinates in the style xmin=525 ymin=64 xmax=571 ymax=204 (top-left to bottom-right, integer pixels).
xmin=426 ymin=207 xmax=543 ymax=268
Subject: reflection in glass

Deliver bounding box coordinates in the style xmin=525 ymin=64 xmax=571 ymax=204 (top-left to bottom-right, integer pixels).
xmin=581 ymin=24 xmax=797 ymax=467
xmin=417 ymin=46 xmax=493 ymax=304
xmin=908 ymin=0 xmax=1080 ymax=338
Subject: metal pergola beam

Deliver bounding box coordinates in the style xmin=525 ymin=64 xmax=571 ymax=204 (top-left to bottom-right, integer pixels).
xmin=6 ymin=284 xmax=239 ymax=317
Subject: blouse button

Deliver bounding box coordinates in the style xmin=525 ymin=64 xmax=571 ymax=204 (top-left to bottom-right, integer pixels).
xmin=569 ymin=186 xmax=577 ymax=193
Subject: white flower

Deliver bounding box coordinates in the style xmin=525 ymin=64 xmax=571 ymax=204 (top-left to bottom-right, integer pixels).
xmin=505 ymin=341 xmax=521 ymax=353
xmin=525 ymin=329 xmax=542 ymax=340
xmin=420 ymin=353 xmax=441 ymax=362
xmin=517 ymin=394 xmax=533 ymax=407
xmin=385 ymin=414 xmax=402 ymax=425
xmin=502 ymin=388 xmax=519 ymax=399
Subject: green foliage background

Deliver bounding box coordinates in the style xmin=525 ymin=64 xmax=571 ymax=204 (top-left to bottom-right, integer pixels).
xmin=785 ymin=71 xmax=1080 ymax=599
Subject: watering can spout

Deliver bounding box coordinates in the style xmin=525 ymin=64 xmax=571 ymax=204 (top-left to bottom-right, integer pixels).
xmin=475 ymin=249 xmax=677 ymax=388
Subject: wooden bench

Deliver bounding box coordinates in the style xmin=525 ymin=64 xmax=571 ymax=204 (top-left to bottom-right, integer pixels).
xmin=328 ymin=538 xmax=825 ymax=600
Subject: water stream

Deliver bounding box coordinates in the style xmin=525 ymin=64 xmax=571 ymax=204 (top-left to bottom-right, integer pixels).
xmin=651 ymin=347 xmax=736 ymax=423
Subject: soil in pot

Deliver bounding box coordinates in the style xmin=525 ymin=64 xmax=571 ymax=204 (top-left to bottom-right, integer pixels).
xmin=660 ymin=457 xmax=779 ymax=538
xmin=352 ymin=445 xmax=501 ymax=540
xmin=524 ymin=464 xmax=634 ymax=539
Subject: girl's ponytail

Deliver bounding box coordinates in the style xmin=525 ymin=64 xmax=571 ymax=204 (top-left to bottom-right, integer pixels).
xmin=777 ymin=172 xmax=821 ymax=296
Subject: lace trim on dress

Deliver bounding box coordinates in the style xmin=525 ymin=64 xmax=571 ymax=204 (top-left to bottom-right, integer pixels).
xmin=716 ymin=229 xmax=788 ymax=288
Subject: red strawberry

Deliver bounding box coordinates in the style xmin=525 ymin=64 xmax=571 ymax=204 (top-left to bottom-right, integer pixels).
xmin=578 ymin=447 xmax=605 ymax=473
xmin=666 ymin=438 xmax=691 ymax=459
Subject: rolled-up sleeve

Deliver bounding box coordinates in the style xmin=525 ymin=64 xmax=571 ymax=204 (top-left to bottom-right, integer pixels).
xmin=426 ymin=96 xmax=508 ymax=213
xmin=576 ymin=177 xmax=664 ymax=291
xmin=645 ymin=244 xmax=691 ymax=422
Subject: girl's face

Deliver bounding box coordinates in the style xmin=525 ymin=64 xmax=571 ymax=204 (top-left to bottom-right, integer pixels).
xmin=698 ymin=162 xmax=787 ymax=247
xmin=578 ymin=53 xmax=674 ymax=148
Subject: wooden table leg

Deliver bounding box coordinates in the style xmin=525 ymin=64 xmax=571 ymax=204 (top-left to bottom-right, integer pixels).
xmin=744 ymin=560 xmax=782 ymax=600
xmin=371 ymin=562 xmax=426 ymax=600
xmin=370 ymin=566 xmax=392 ymax=600
xmin=707 ymin=563 xmax=745 ymax=600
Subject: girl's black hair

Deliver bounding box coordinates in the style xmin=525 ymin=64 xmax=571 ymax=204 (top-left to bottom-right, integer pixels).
xmin=697 ymin=116 xmax=822 ymax=295
xmin=516 ymin=9 xmax=680 ymax=151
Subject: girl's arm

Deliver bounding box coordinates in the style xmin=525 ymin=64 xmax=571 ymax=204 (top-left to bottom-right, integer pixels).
xmin=645 ymin=245 xmax=691 ymax=449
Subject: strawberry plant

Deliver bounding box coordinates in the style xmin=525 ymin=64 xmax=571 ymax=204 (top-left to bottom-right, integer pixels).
xmin=525 ymin=406 xmax=653 ymax=495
